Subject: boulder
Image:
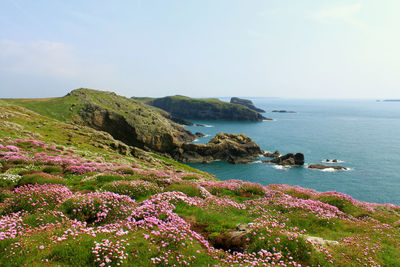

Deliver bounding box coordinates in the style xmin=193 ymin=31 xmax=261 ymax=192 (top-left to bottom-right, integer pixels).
xmin=264 ymin=150 xmax=280 ymax=158
xmin=265 ymin=153 xmax=304 ymax=166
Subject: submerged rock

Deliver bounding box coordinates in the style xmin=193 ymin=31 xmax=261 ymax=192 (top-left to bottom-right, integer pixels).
xmin=272 ymin=110 xmax=296 ymax=113
xmin=324 ymin=159 xmax=338 ymax=163
xmin=308 ymin=164 xmax=347 ymax=170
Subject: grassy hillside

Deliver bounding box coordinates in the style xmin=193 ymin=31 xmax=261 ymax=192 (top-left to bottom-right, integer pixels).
xmin=147 ymin=95 xmax=268 ymax=121
xmin=1 ymin=99 xmax=400 ymax=266
xmin=7 ymin=89 xmax=195 ymax=152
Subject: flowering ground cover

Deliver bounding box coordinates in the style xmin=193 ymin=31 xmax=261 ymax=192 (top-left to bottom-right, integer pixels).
xmin=1 ymin=136 xmax=400 ymax=266
xmin=1 ymin=102 xmax=400 ymax=266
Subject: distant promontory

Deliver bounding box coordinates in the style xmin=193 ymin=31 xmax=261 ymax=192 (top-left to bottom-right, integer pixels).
xmin=140 ymin=95 xmax=271 ymax=121
xmin=230 ymin=97 xmax=265 ymax=113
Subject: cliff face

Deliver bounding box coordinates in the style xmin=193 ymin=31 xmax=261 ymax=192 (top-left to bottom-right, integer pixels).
xmin=148 ymin=95 xmax=269 ymax=121
xmin=69 ymin=89 xmax=198 ymax=152
xmin=230 ymin=97 xmax=265 ymax=113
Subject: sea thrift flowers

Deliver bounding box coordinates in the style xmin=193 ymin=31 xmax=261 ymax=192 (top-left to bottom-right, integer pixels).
xmin=92 ymin=239 xmax=128 ymax=267
xmin=62 ymin=192 xmax=136 ymax=224
xmin=102 ymin=180 xmax=162 ymax=200
xmin=3 ymin=184 xmax=73 ymax=213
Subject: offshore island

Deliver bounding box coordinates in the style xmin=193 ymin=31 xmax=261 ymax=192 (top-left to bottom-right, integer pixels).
xmin=1 ymin=88 xmax=400 ymax=266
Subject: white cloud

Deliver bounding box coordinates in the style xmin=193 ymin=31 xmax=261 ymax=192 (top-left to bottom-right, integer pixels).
xmin=311 ymin=3 xmax=362 ymax=27
xmin=0 ymin=39 xmax=117 ymax=86
xmin=0 ymin=40 xmax=79 ymax=77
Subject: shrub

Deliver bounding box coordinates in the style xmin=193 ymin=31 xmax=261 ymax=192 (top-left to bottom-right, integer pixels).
xmin=102 ymin=180 xmax=162 ymax=200
xmin=61 ymin=192 xmax=136 ymax=225
xmin=2 ymin=184 xmax=72 ymax=214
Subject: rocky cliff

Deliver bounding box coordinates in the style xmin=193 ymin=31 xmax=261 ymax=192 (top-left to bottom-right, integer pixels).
xmin=230 ymin=97 xmax=265 ymax=113
xmin=147 ymin=95 xmax=269 ymax=121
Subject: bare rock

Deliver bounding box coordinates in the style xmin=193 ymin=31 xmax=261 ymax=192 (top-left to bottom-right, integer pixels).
xmin=308 ymin=164 xmax=347 ymax=170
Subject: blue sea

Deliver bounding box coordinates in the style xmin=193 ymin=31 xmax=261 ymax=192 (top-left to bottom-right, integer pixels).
xmin=186 ymin=98 xmax=400 ymax=205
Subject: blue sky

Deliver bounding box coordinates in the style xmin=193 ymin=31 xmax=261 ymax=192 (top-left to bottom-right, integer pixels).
xmin=0 ymin=0 xmax=399 ymax=98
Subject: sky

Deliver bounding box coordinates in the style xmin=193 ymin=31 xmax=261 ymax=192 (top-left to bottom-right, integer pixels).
xmin=0 ymin=0 xmax=399 ymax=99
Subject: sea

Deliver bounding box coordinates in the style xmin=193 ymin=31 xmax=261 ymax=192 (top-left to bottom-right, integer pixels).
xmin=185 ymin=98 xmax=400 ymax=205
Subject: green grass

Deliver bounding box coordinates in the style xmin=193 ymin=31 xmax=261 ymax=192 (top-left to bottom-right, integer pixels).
xmin=17 ymin=174 xmax=66 ymax=186
xmin=165 ymin=183 xmax=203 ymax=198
xmin=174 ymin=202 xmax=253 ymax=237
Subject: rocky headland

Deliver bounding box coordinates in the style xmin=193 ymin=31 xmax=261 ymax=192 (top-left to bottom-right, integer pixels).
xmin=146 ymin=95 xmax=270 ymax=121
xmin=230 ymin=97 xmax=265 ymax=113
xmin=10 ymin=89 xmax=265 ymax=164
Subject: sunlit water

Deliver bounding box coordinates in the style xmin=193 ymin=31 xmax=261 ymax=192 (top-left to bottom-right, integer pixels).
xmin=186 ymin=98 xmax=400 ymax=204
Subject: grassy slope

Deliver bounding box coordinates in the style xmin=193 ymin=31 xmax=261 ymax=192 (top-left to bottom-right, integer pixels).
xmin=0 ymin=99 xmax=400 ymax=266
xmin=6 ymin=88 xmax=188 ymax=139
xmin=0 ymin=99 xmax=211 ymax=177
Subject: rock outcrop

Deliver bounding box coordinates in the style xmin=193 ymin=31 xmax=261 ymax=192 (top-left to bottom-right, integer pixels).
xmin=148 ymin=95 xmax=270 ymax=121
xmin=324 ymin=159 xmax=338 ymax=163
xmin=212 ymin=223 xmax=253 ymax=252
xmin=272 ymin=110 xmax=296 ymax=113
xmin=308 ymin=164 xmax=347 ymax=170
xmin=264 ymin=150 xmax=280 ymax=158
xmin=195 ymin=132 xmax=205 ymax=138
xmin=173 ymin=133 xmax=263 ymax=164
xmin=263 ymin=153 xmax=304 ymax=166
xmin=230 ymin=97 xmax=265 ymax=113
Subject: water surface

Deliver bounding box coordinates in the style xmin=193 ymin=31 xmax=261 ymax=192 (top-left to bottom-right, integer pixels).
xmin=186 ymin=98 xmax=400 ymax=204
